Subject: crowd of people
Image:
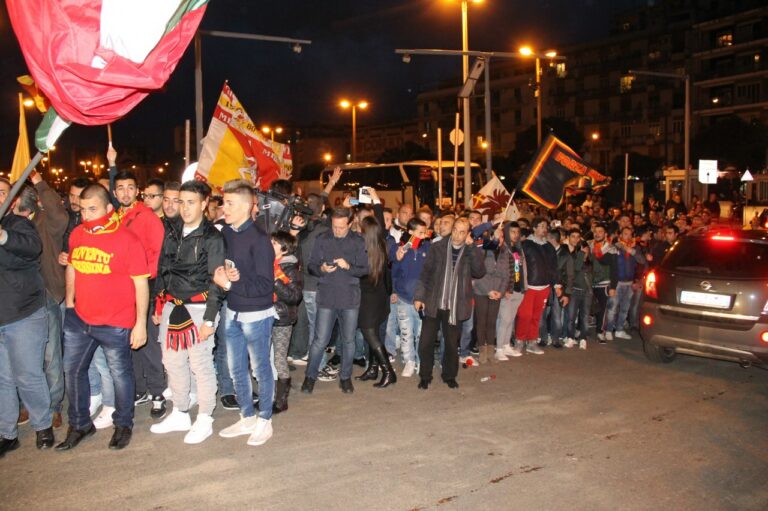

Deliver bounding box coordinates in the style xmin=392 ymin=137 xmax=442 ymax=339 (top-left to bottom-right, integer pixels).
xmin=0 ymin=147 xmax=724 ymax=456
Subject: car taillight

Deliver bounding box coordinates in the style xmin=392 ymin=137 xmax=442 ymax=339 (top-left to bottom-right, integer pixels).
xmin=644 ymin=270 xmax=658 ymax=299
xmin=642 ymin=314 xmax=653 ymax=326
xmin=761 ymin=332 xmax=768 ymax=344
xmin=711 ymin=233 xmax=735 ymax=241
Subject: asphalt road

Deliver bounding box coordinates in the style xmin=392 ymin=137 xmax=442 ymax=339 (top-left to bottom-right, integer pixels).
xmin=3 ymin=334 xmax=768 ymax=511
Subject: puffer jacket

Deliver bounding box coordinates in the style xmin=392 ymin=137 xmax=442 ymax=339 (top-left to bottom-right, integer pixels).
xmin=472 ymin=248 xmax=510 ymax=296
xmin=274 ymin=255 xmax=303 ymax=326
xmin=156 ymin=216 xmax=226 ymax=322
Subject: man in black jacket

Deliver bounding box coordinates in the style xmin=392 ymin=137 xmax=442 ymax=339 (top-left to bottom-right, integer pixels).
xmin=150 ymin=181 xmax=225 ymax=445
xmin=0 ymin=178 xmax=53 ymax=456
xmin=413 ymin=217 xmax=485 ymax=390
xmin=302 ymin=207 xmax=368 ymax=395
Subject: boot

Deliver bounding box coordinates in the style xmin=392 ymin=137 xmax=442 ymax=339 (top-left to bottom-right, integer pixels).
xmin=373 ymin=346 xmax=397 ymax=388
xmin=355 ymin=356 xmax=379 ymax=381
xmin=478 ymin=345 xmax=489 ymax=364
xmin=272 ymin=378 xmax=291 ymax=414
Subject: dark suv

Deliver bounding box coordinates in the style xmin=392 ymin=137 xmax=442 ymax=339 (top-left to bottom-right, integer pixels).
xmin=639 ymin=230 xmax=768 ymax=366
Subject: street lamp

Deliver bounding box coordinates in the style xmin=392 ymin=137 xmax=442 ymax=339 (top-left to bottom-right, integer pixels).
xmin=519 ymin=46 xmax=559 ymax=147
xmin=339 ymin=99 xmax=368 ymax=162
xmin=323 ymin=152 xmax=332 ymax=163
xmin=261 ymin=125 xmax=284 ymax=141
xmin=457 ymin=0 xmax=483 ymax=207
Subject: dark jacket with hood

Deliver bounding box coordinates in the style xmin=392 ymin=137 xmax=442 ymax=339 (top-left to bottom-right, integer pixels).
xmin=274 ymin=254 xmax=303 ymax=326
xmin=156 ymin=216 xmax=226 ymax=322
xmin=0 ymin=213 xmax=45 ymax=326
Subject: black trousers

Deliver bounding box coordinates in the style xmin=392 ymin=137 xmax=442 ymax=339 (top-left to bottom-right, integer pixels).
xmin=418 ymin=309 xmax=461 ymax=382
xmin=473 ymin=294 xmax=501 ymax=346
xmin=132 ymin=314 xmax=166 ymax=396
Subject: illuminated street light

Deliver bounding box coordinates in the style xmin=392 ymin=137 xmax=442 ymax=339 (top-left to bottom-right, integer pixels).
xmin=22 ymin=98 xmax=34 ymax=108
xmin=261 ymin=125 xmax=284 ymax=141
xmin=323 ymin=152 xmax=332 ymax=163
xmin=519 ymin=45 xmax=560 ymax=146
xmin=591 ymin=132 xmax=600 ymax=141
xmin=339 ymin=99 xmax=369 ymax=162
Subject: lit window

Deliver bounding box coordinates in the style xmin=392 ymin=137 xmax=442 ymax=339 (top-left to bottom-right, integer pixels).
xmin=556 ymin=62 xmax=567 ymax=78
xmin=716 ymin=31 xmax=733 ymax=48
xmin=620 ymin=75 xmax=635 ymax=93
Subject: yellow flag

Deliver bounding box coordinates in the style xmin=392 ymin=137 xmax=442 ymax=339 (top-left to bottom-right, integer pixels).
xmin=10 ymin=93 xmax=31 ymax=184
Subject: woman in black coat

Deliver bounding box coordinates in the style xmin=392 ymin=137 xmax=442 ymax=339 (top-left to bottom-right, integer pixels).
xmin=355 ymin=196 xmax=397 ymax=388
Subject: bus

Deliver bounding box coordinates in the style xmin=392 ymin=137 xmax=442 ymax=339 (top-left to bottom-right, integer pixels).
xmin=296 ymin=161 xmax=486 ymax=210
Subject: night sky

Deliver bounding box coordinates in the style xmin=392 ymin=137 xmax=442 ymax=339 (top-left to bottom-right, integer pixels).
xmin=0 ymin=0 xmax=641 ymax=170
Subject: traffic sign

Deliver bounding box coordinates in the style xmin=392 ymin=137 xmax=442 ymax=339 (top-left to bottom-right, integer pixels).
xmin=449 ymin=128 xmax=464 ymax=146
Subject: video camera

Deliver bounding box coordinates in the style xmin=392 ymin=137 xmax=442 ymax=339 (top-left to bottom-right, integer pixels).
xmin=254 ymin=189 xmax=314 ymax=234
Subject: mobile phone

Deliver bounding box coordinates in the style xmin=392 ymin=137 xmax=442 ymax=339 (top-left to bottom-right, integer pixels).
xmin=225 ymin=259 xmax=236 ymax=270
xmin=402 ymin=241 xmax=413 ymax=251
xmin=325 ymin=260 xmax=337 ymax=268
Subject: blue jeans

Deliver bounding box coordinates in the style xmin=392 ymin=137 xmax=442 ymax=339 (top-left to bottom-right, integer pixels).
xmin=564 ymin=288 xmax=591 ymax=339
xmin=214 ymin=303 xmax=235 ymax=397
xmin=0 ymin=306 xmax=51 ymax=439
xmin=629 ymin=285 xmax=642 ymax=330
xmin=384 ymin=306 xmax=399 ymax=359
xmin=225 ymin=312 xmax=275 ymax=420
xmin=302 ymin=291 xmax=317 ymax=355
xmin=306 ymin=307 xmax=359 ymax=381
xmin=63 ymin=309 xmax=134 ymax=429
xmin=459 ymin=309 xmax=474 ymax=357
xmin=89 ymin=347 xmax=115 ymax=407
xmin=610 ymin=281 xmax=634 ymax=332
xmin=396 ymin=297 xmax=422 ymax=364
xmin=539 ymin=288 xmax=564 ymax=341
xmin=45 ymin=296 xmax=65 ymax=413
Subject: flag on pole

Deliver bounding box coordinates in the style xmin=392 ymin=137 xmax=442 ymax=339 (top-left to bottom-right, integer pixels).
xmin=195 ymin=83 xmax=293 ymax=192
xmin=17 ymin=75 xmax=50 ymax=113
xmin=471 ymin=175 xmax=511 ymax=216
xmin=10 ymin=94 xmax=31 ymax=184
xmin=517 ymin=134 xmax=610 ymax=209
xmin=6 ymin=0 xmax=207 ymax=127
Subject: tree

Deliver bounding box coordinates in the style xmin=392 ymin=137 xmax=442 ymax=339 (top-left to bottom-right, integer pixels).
xmin=693 ymin=116 xmax=768 ymax=171
xmin=376 ymin=141 xmax=433 ymax=163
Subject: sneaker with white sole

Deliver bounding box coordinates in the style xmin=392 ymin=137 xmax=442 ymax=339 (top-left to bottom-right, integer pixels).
xmin=184 ymin=414 xmax=214 ymax=444
xmin=317 ymin=368 xmax=338 ymax=382
xmin=291 ymin=355 xmax=308 ymax=366
xmin=502 ymin=344 xmax=517 ymax=357
xmin=150 ymin=408 xmax=191 ymax=434
xmin=614 ymin=330 xmax=631 ymax=340
xmin=89 ymin=393 xmax=102 ymax=417
xmin=563 ymin=338 xmax=576 ymax=349
xmin=605 ymin=331 xmax=614 ymax=341
xmin=162 ymin=387 xmax=173 ymax=400
xmin=401 ymin=360 xmax=416 ymax=377
xmin=219 ymin=415 xmax=260 ymax=438
xmin=511 ymin=342 xmax=525 ymax=357
xmin=246 ymin=417 xmax=273 ymax=446
xmin=526 ymin=343 xmax=545 ymax=355
xmin=579 ymin=339 xmax=587 ymax=350
xmin=597 ymin=332 xmax=607 ymax=344
xmin=494 ymin=349 xmax=509 ymax=361
xmin=93 ymin=406 xmax=115 ymax=430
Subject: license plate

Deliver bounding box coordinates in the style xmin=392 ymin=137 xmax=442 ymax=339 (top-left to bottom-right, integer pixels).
xmin=680 ymin=291 xmax=730 ymax=309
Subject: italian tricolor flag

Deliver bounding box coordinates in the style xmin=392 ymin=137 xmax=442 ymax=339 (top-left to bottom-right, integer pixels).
xmin=7 ymin=0 xmax=208 ymax=150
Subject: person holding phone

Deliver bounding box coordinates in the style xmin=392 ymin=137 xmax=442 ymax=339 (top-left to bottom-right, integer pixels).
xmin=301 ymin=207 xmax=369 ymax=395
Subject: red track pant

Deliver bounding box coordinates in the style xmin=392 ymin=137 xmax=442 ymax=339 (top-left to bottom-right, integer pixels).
xmin=514 ymin=286 xmax=550 ymax=342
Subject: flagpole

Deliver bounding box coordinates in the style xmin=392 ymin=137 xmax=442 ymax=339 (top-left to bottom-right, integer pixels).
xmin=0 ymin=151 xmax=43 ymax=218
xmin=107 ymin=124 xmax=113 ymax=146
xmin=502 ymin=189 xmax=516 ymax=219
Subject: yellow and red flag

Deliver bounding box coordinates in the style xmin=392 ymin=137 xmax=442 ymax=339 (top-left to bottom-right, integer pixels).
xmin=17 ymin=75 xmax=50 ymax=113
xmin=10 ymin=94 xmax=31 ymax=184
xmin=195 ymin=82 xmax=292 ymax=192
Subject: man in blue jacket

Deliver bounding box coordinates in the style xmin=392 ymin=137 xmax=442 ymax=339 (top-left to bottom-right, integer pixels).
xmin=391 ymin=218 xmax=430 ymax=377
xmin=302 ymin=207 xmax=369 ymax=395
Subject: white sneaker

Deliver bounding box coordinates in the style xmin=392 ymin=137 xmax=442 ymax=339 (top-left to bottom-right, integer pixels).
xmin=292 ymin=355 xmax=308 ymax=366
xmin=246 ymin=418 xmax=273 ymax=446
xmin=597 ymin=332 xmax=606 ymax=342
xmin=510 ymin=343 xmax=524 ymax=357
xmin=605 ymin=331 xmax=614 ymax=341
xmin=150 ymin=408 xmax=191 ymax=434
xmin=184 ymin=414 xmax=214 ymax=444
xmin=502 ymin=344 xmax=517 ymax=357
xmin=93 ymin=406 xmax=115 ymax=430
xmin=162 ymin=387 xmax=173 ymax=400
xmin=615 ymin=330 xmax=631 ymax=340
xmin=460 ymin=355 xmax=480 ymax=366
xmin=579 ymin=339 xmax=587 ymax=350
xmin=401 ymin=360 xmax=416 ymax=377
xmin=494 ymin=349 xmax=509 ymax=361
xmin=219 ymin=415 xmax=260 ymax=438
xmin=563 ymin=338 xmax=576 ymax=349
xmin=89 ymin=393 xmax=102 ymax=417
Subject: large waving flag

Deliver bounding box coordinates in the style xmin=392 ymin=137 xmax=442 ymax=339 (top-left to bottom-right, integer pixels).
xmin=195 ymin=83 xmax=293 ymax=192
xmin=6 ymin=0 xmax=207 ymax=151
xmin=517 ymin=134 xmax=610 ymax=209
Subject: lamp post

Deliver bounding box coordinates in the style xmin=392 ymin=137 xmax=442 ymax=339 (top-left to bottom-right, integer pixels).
xmin=261 ymin=125 xmax=283 ymax=141
xmin=339 ymin=99 xmax=368 ymax=162
xmin=459 ymin=0 xmax=483 ymax=207
xmin=519 ymin=47 xmax=559 ymax=147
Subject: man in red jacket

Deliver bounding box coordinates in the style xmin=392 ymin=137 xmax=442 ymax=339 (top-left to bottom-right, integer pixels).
xmin=109 ymin=145 xmax=167 ymax=418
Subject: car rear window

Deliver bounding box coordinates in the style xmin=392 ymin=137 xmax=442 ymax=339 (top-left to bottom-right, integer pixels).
xmin=661 ymin=237 xmax=768 ymax=278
